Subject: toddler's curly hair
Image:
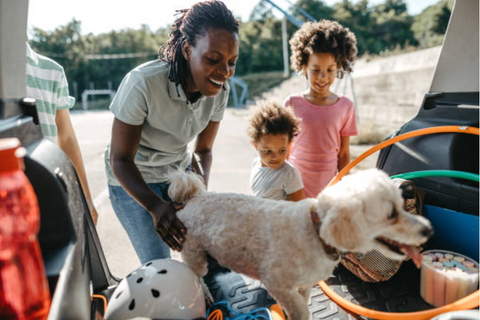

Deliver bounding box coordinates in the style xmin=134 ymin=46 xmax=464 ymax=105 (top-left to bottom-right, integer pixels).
xmin=246 ymin=101 xmax=300 ymax=144
xmin=289 ymin=20 xmax=357 ymax=78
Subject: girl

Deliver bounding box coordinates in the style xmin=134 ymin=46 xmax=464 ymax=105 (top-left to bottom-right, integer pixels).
xmin=284 ymin=20 xmax=358 ymax=198
xmin=105 ymin=0 xmax=239 ymax=264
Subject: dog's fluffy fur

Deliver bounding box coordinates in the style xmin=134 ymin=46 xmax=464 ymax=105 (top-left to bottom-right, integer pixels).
xmin=168 ymin=169 xmax=432 ymax=320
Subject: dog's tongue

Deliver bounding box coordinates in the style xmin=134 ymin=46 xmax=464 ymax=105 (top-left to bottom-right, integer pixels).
xmin=400 ymin=244 xmax=422 ymax=268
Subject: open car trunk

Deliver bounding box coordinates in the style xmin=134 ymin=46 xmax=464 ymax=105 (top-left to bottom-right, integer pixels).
xmin=204 ymin=1 xmax=479 ymax=319
xmin=0 ymin=0 xmax=477 ymax=319
xmin=0 ymin=1 xmax=118 ymax=318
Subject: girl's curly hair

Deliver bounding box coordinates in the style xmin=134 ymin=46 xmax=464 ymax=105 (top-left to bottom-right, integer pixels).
xmin=246 ymin=101 xmax=300 ymax=144
xmin=159 ymin=1 xmax=238 ymax=89
xmin=289 ymin=20 xmax=357 ymax=78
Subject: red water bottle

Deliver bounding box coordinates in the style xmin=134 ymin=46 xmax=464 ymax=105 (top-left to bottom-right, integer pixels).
xmin=0 ymin=138 xmax=51 ymax=320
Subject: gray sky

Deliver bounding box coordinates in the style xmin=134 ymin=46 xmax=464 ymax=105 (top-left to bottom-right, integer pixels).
xmin=28 ymin=0 xmax=440 ymax=36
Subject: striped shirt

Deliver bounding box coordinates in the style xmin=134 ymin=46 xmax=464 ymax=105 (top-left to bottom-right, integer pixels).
xmin=26 ymin=43 xmax=75 ymax=143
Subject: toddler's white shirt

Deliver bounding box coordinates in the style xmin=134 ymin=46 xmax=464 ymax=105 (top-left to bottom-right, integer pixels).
xmin=250 ymin=157 xmax=304 ymax=200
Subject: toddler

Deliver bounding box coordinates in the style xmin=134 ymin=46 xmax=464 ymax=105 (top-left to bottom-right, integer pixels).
xmin=247 ymin=101 xmax=304 ymax=201
xmin=284 ymin=20 xmax=358 ymax=197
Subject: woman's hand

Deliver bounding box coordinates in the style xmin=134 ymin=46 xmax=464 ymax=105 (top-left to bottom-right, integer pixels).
xmin=151 ymin=201 xmax=187 ymax=251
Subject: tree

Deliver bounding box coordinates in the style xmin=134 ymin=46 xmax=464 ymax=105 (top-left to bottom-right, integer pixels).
xmin=28 ymin=0 xmax=450 ymax=95
xmin=249 ymin=1 xmax=276 ymax=22
xmin=293 ymin=0 xmax=333 ymax=22
xmin=370 ymin=0 xmax=418 ymax=52
xmin=236 ymin=17 xmax=285 ymax=75
xmin=331 ymin=0 xmax=418 ymax=55
xmin=411 ymin=0 xmax=453 ymax=48
xmin=30 ymin=20 xmax=169 ymax=102
xmin=30 ymin=19 xmax=85 ymax=73
xmin=332 ymin=0 xmax=376 ymax=55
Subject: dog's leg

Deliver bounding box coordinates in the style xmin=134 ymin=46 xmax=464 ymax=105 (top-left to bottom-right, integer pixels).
xmin=298 ymin=286 xmax=312 ymax=304
xmin=267 ymin=286 xmax=311 ymax=320
xmin=181 ymin=246 xmax=209 ymax=278
xmin=181 ymin=247 xmax=214 ymax=305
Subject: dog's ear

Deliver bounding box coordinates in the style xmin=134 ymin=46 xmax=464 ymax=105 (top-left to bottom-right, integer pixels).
xmin=320 ymin=205 xmax=363 ymax=251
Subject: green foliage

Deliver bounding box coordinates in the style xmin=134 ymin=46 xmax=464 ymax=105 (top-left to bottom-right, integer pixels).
xmin=370 ymin=0 xmax=418 ymax=51
xmin=30 ymin=20 xmax=167 ymax=101
xmin=331 ymin=0 xmax=417 ymax=55
xmin=28 ymin=0 xmax=449 ymax=104
xmin=293 ymin=0 xmax=333 ymax=21
xmin=332 ymin=0 xmax=376 ymax=54
xmin=236 ymin=17 xmax=285 ymax=75
xmin=411 ymin=0 xmax=453 ymax=48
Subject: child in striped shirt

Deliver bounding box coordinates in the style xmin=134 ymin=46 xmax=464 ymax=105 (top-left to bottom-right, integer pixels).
xmin=26 ymin=42 xmax=98 ymax=224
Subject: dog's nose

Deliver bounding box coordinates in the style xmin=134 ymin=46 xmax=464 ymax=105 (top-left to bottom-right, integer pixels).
xmin=421 ymin=226 xmax=434 ymax=238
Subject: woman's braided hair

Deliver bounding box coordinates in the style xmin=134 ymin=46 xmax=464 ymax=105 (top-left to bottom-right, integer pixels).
xmin=289 ymin=20 xmax=357 ymax=79
xmin=159 ymin=0 xmax=239 ymax=89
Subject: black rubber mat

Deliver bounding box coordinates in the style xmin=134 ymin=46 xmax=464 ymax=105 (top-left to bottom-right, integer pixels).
xmin=203 ymin=262 xmax=277 ymax=315
xmin=204 ymin=260 xmax=433 ymax=319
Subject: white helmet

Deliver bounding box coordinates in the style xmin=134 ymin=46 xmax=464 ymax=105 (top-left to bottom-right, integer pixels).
xmin=104 ymin=259 xmax=206 ymax=320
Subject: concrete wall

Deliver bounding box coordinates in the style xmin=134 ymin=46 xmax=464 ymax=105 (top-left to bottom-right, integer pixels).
xmin=257 ymin=46 xmax=442 ymax=136
xmin=350 ymin=46 xmax=442 ymax=131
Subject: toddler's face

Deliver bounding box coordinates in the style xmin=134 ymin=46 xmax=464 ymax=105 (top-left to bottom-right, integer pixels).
xmin=254 ymin=134 xmax=290 ymax=170
xmin=303 ymin=52 xmax=338 ymax=98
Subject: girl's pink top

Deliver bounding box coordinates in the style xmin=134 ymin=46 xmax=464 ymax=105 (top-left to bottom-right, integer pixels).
xmin=283 ymin=94 xmax=358 ymax=197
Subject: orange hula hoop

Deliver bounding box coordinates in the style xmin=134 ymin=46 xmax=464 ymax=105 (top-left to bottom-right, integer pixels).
xmin=329 ymin=125 xmax=479 ymax=186
xmin=321 ymin=125 xmax=479 ymax=320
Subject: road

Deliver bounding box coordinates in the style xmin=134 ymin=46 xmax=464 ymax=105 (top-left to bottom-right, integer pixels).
xmin=71 ymin=108 xmax=377 ymax=278
xmin=71 ymin=108 xmax=257 ymax=278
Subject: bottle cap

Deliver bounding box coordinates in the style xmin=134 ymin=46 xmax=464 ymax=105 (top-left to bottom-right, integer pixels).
xmin=0 ymin=138 xmax=26 ymax=172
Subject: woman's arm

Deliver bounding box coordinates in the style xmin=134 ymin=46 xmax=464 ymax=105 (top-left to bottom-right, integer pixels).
xmin=193 ymin=121 xmax=220 ymax=188
xmin=338 ymin=136 xmax=351 ymax=172
xmin=110 ymin=118 xmax=186 ymax=251
xmin=286 ymin=189 xmax=305 ymax=202
xmin=56 ymin=109 xmax=99 ymax=225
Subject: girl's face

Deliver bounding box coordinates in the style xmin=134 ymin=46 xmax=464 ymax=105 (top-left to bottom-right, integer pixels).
xmin=303 ymin=52 xmax=338 ymax=98
xmin=183 ymin=28 xmax=239 ymax=98
xmin=254 ymin=134 xmax=289 ymax=170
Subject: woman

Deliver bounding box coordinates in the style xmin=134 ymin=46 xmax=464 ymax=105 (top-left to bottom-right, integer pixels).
xmin=105 ymin=0 xmax=239 ymax=264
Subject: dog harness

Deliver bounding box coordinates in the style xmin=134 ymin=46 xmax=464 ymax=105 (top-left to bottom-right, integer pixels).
xmin=311 ymin=207 xmax=340 ymax=261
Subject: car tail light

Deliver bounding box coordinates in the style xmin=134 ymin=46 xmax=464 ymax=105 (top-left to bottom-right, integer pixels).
xmin=0 ymin=138 xmax=51 ymax=320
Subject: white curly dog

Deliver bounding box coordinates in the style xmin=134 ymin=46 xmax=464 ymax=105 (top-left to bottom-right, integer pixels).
xmin=168 ymin=168 xmax=433 ymax=320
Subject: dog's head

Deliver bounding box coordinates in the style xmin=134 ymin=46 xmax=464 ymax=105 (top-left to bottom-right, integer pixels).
xmin=317 ymin=169 xmax=433 ymax=265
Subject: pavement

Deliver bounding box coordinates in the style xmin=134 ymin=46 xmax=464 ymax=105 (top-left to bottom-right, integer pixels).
xmin=71 ymin=108 xmax=258 ymax=277
xmin=70 ymin=108 xmax=378 ymax=278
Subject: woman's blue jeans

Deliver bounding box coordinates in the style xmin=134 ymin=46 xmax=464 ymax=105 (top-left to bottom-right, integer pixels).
xmin=108 ymin=182 xmax=172 ymax=264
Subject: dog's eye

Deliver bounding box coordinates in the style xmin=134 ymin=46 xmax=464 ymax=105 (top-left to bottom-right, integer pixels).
xmin=388 ymin=209 xmax=398 ymax=220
